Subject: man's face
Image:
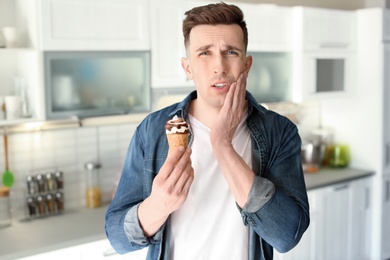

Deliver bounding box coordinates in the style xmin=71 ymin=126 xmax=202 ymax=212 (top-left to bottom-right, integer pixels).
xmin=182 ymin=24 xmax=252 ymax=110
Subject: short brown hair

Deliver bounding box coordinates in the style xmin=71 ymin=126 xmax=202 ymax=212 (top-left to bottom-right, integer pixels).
xmin=182 ymin=2 xmax=248 ymax=52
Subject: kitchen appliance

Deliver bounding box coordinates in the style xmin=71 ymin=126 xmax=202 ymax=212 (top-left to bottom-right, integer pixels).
xmin=301 ymin=140 xmax=326 ymax=173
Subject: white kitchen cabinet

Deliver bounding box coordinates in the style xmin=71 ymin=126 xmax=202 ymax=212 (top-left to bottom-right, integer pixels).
xmin=150 ymin=0 xmax=194 ymax=89
xmin=291 ymin=7 xmax=357 ymax=102
xmin=274 ymin=189 xmax=323 ymax=260
xmin=322 ymin=182 xmax=351 ymax=260
xmin=0 ymin=0 xmax=45 ymax=125
xmin=275 ymin=176 xmax=373 ymax=260
xmin=238 ymin=3 xmax=292 ymax=52
xmin=38 ymin=0 xmax=150 ymax=51
xmin=292 ymin=7 xmax=356 ymax=52
xmin=349 ymin=177 xmax=373 ymax=260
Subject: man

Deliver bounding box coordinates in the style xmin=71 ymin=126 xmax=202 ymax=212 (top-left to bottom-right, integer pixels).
xmin=105 ymin=3 xmax=309 ymax=260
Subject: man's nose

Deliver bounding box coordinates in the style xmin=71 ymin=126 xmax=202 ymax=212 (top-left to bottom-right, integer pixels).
xmin=213 ymin=55 xmax=228 ymax=74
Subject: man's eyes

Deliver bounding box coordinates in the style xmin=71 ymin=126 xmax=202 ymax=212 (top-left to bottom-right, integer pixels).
xmin=226 ymin=50 xmax=238 ymax=55
xmin=198 ymin=50 xmax=238 ymax=56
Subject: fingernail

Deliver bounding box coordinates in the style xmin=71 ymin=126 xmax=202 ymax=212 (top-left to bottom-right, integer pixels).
xmin=178 ymin=146 xmax=185 ymax=151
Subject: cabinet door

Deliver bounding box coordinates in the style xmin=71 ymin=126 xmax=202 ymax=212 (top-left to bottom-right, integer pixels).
xmin=294 ymin=7 xmax=356 ymax=51
xmin=384 ymin=45 xmax=390 ymax=173
xmin=350 ymin=177 xmax=372 ymax=260
xmin=299 ymin=51 xmax=356 ymax=101
xmin=323 ymin=183 xmax=351 ymax=260
xmin=382 ymin=174 xmax=390 ymax=259
xmin=239 ymin=4 xmax=292 ymax=52
xmin=39 ymin=0 xmax=150 ymax=51
xmin=150 ymin=0 xmax=193 ymax=88
xmin=274 ymin=189 xmax=324 ymax=260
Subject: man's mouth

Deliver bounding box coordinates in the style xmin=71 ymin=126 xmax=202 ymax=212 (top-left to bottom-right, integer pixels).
xmin=213 ymin=83 xmax=228 ymax=89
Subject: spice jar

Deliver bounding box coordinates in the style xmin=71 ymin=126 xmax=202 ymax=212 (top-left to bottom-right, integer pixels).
xmin=46 ymin=193 xmax=56 ymax=214
xmin=27 ymin=196 xmax=38 ymax=218
xmin=46 ymin=172 xmax=57 ymax=192
xmin=36 ymin=174 xmax=47 ymax=193
xmin=0 ymin=187 xmax=11 ymax=228
xmin=26 ymin=175 xmax=38 ymax=195
xmin=55 ymin=191 xmax=64 ymax=213
xmin=55 ymin=170 xmax=64 ymax=190
xmin=85 ymin=162 xmax=102 ymax=208
xmin=36 ymin=194 xmax=47 ymax=217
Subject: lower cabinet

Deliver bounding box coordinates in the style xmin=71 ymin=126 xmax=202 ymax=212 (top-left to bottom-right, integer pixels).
xmin=275 ymin=176 xmax=372 ymax=260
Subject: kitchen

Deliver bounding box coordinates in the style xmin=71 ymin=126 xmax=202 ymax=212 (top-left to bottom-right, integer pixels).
xmin=0 ymin=0 xmax=389 ymax=259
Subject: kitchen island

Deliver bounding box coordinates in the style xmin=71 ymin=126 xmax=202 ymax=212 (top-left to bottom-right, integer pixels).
xmin=0 ymin=167 xmax=374 ymax=260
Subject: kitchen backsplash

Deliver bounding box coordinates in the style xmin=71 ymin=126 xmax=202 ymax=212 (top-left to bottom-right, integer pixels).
xmin=0 ymin=122 xmax=137 ymax=221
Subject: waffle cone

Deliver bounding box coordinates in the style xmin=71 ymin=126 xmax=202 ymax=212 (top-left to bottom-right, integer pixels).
xmin=167 ymin=133 xmax=189 ymax=149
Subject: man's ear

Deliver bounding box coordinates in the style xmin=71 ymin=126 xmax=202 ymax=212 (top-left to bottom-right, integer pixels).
xmin=245 ymin=55 xmax=253 ymax=76
xmin=181 ymin=57 xmax=193 ymax=80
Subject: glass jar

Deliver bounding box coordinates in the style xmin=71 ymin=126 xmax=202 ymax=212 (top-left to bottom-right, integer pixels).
xmin=85 ymin=162 xmax=102 ymax=208
xmin=55 ymin=171 xmax=64 ymax=190
xmin=0 ymin=187 xmax=12 ymax=228
xmin=55 ymin=191 xmax=64 ymax=213
xmin=26 ymin=196 xmax=38 ymax=218
xmin=36 ymin=194 xmax=47 ymax=217
xmin=26 ymin=175 xmax=38 ymax=195
xmin=46 ymin=172 xmax=57 ymax=192
xmin=36 ymin=174 xmax=47 ymax=193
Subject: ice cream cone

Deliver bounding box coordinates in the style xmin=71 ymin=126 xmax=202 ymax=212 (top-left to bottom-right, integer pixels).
xmin=167 ymin=133 xmax=189 ymax=149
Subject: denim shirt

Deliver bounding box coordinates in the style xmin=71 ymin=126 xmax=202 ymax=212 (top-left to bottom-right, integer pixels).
xmin=105 ymin=91 xmax=310 ymax=260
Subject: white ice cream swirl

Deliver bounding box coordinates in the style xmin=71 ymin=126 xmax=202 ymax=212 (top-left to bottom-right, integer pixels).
xmin=165 ymin=115 xmax=190 ymax=134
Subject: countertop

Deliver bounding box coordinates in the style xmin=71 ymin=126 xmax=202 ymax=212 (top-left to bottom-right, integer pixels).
xmin=304 ymin=167 xmax=374 ymax=190
xmin=0 ymin=167 xmax=374 ymax=260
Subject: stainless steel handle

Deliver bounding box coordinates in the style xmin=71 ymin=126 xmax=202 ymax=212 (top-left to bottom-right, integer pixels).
xmin=386 ymin=143 xmax=390 ymax=167
xmin=386 ymin=180 xmax=390 ymax=202
xmin=334 ymin=184 xmax=349 ymax=191
xmin=365 ymin=187 xmax=370 ymax=210
xmin=320 ymin=42 xmax=349 ymax=48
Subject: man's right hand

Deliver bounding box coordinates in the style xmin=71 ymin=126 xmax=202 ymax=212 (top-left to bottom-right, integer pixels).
xmin=138 ymin=146 xmax=193 ymax=237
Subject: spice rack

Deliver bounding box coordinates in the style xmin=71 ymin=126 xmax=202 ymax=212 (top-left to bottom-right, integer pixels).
xmin=25 ymin=170 xmax=64 ymax=219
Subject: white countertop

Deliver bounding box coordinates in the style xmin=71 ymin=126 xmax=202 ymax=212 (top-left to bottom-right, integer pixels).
xmin=0 ymin=206 xmax=108 ymax=260
xmin=0 ymin=168 xmax=374 ymax=259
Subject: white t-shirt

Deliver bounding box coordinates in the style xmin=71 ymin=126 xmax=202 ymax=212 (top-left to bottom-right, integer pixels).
xmin=169 ymin=114 xmax=252 ymax=260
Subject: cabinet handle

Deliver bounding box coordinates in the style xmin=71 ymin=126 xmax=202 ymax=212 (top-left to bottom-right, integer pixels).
xmin=386 ymin=180 xmax=390 ymax=202
xmin=386 ymin=143 xmax=390 ymax=167
xmin=365 ymin=188 xmax=370 ymax=209
xmin=333 ymin=184 xmax=349 ymax=191
xmin=320 ymin=43 xmax=349 ymax=48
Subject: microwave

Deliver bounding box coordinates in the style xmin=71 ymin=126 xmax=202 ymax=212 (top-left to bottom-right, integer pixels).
xmin=44 ymin=51 xmax=151 ymax=120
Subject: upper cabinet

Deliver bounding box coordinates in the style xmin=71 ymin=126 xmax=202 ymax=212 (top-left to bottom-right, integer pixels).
xmin=239 ymin=4 xmax=292 ymax=52
xmin=38 ymin=0 xmax=150 ymax=51
xmin=150 ymin=0 xmax=194 ymax=89
xmin=291 ymin=7 xmax=357 ymax=102
xmin=237 ymin=3 xmax=292 ymax=52
xmin=292 ymin=7 xmax=356 ymax=52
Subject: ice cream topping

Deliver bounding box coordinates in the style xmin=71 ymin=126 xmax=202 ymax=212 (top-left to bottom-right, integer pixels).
xmin=165 ymin=115 xmax=190 ymax=134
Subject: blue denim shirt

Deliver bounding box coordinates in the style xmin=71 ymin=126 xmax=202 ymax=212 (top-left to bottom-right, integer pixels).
xmin=105 ymin=91 xmax=310 ymax=260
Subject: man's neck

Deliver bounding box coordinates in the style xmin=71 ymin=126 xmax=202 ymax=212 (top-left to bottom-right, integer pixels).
xmin=188 ymin=99 xmax=219 ymax=129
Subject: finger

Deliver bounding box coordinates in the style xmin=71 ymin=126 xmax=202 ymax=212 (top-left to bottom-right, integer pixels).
xmin=159 ymin=146 xmax=186 ymax=179
xmin=166 ymin=147 xmax=192 ymax=184
xmin=172 ymin=161 xmax=194 ymax=196
xmin=232 ymin=71 xmax=246 ymax=111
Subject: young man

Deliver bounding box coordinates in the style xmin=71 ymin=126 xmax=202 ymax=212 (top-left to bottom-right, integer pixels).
xmin=105 ymin=3 xmax=309 ymax=260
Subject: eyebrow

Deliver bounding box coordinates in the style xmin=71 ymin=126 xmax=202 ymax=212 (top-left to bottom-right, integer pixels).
xmin=195 ymin=44 xmax=243 ymax=53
